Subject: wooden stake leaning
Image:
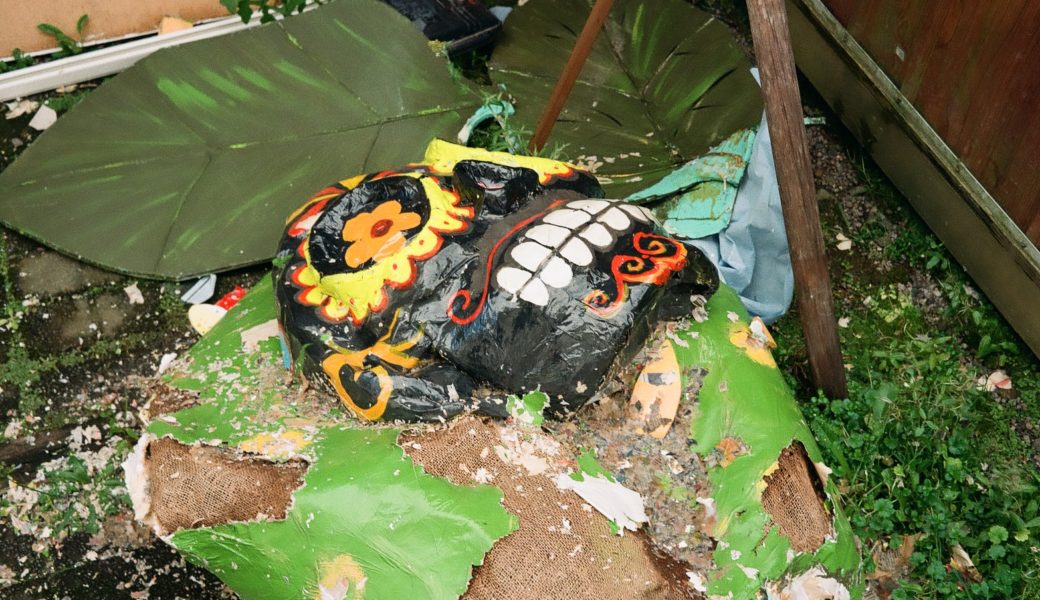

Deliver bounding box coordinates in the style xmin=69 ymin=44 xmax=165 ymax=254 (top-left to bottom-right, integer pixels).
xmin=528 ymin=0 xmax=614 ymax=153
xmin=526 ymin=0 xmax=846 ymax=397
xmin=746 ymin=0 xmax=848 ymax=398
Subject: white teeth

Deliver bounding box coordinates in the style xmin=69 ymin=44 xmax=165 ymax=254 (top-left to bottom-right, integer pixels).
xmin=599 ymin=207 xmax=631 ymax=230
xmin=618 ymin=203 xmax=652 ymax=222
xmin=579 ymin=223 xmax=613 ymax=248
xmin=497 ymin=267 xmax=531 ymax=294
xmin=560 ymin=238 xmax=593 ymax=266
xmin=519 ymin=279 xmax=550 ymax=305
xmin=539 ymin=257 xmax=573 ymax=288
xmin=525 ymin=224 xmax=570 ymax=247
xmin=544 ymin=208 xmax=592 ymax=228
xmin=498 ymin=199 xmax=646 ymax=308
xmin=568 ymin=199 xmax=610 ymax=214
xmin=510 ymin=241 xmax=552 ymax=270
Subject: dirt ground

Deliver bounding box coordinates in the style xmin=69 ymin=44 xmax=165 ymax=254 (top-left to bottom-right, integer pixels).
xmin=0 ymin=228 xmax=261 ymax=597
xmin=1 ymin=104 xmax=255 ymax=595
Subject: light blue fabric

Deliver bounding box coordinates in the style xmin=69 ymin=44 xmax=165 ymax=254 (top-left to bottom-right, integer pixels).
xmin=688 ymin=111 xmax=794 ymax=324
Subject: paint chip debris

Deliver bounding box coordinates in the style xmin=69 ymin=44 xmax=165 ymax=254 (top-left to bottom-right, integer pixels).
xmin=124 ymin=283 xmax=145 ymax=305
xmin=835 ymin=232 xmax=853 ymax=251
xmin=28 ymin=106 xmax=58 ymax=131
xmin=507 ymin=391 xmax=548 ymax=427
xmin=241 ymin=319 xmax=280 ymax=353
xmin=5 ymin=99 xmax=39 ymax=119
xmin=157 ymin=352 xmax=177 ymax=375
xmin=765 ymin=566 xmax=851 ymax=600
xmin=686 ymin=571 xmax=707 ymax=592
xmin=554 ymin=473 xmax=648 ymax=533
xmin=628 ymin=338 xmax=682 ymax=439
xmin=472 ymin=467 xmax=494 ymax=484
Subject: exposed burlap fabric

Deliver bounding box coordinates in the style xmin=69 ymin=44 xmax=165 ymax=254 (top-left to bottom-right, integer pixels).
xmin=403 ymin=417 xmax=698 ymax=600
xmin=761 ymin=442 xmax=833 ymax=552
xmin=144 ymin=437 xmax=307 ymax=534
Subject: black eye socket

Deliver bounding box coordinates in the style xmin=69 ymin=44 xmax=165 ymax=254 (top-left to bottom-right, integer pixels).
xmin=453 ymin=160 xmax=540 ymax=216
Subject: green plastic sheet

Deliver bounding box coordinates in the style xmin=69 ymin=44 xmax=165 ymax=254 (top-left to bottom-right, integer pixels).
xmin=0 ymin=0 xmax=479 ymax=279
xmin=150 ymin=280 xmax=516 ymax=599
xmin=490 ymin=0 xmax=762 ymax=197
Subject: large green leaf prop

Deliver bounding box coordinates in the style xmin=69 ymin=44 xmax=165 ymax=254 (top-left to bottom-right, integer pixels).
xmin=490 ymin=0 xmax=762 ymax=196
xmin=151 ymin=279 xmax=517 ymax=599
xmin=0 ymin=0 xmax=479 ymax=279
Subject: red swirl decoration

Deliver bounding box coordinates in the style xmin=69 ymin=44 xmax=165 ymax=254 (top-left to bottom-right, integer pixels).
xmin=584 ymin=232 xmax=687 ymax=316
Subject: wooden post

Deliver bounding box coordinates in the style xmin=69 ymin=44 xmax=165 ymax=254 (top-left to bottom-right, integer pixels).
xmin=746 ymin=0 xmax=848 ymax=398
xmin=528 ymin=0 xmax=614 ymax=152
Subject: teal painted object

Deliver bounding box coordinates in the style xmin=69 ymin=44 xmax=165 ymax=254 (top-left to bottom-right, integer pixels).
xmin=458 ymin=99 xmax=517 ymax=149
xmin=627 ymin=128 xmax=756 ymax=240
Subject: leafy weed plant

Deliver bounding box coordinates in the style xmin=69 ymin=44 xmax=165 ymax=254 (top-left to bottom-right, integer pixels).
xmin=0 ymin=50 xmax=35 ymax=74
xmin=774 ymin=160 xmax=1040 ymax=598
xmin=37 ymin=15 xmax=89 ymax=58
xmin=222 ymin=0 xmax=312 ymax=24
xmin=45 ymin=89 xmax=92 ymax=114
xmin=465 ymin=90 xmax=570 ymax=160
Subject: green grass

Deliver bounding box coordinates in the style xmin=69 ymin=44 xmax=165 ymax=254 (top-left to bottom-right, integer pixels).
xmin=0 ymin=49 xmax=34 ymax=74
xmin=773 ymin=160 xmax=1040 ymax=598
xmin=45 ymin=89 xmax=92 ymax=114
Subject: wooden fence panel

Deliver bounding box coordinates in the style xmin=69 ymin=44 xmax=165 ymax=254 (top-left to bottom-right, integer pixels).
xmin=824 ymin=0 xmax=1040 ymax=245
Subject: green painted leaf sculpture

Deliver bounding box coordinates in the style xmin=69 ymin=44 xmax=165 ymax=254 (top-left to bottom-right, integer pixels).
xmin=489 ymin=0 xmax=762 ymax=196
xmin=150 ymin=279 xmax=517 ymax=599
xmin=145 ymin=279 xmax=862 ymax=599
xmin=0 ymin=0 xmax=479 ymax=279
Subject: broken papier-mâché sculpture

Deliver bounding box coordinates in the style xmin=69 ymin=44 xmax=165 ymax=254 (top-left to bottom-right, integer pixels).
xmin=126 ymin=141 xmax=863 ymax=600
xmin=274 ymin=140 xmax=718 ymax=422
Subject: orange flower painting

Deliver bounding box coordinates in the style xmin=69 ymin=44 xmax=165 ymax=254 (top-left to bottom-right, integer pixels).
xmin=341 ymin=201 xmax=421 ymax=268
xmin=289 ymin=177 xmax=473 ymax=325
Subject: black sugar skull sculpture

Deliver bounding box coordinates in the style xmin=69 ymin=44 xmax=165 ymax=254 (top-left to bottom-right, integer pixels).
xmin=273 ymin=141 xmax=718 ymax=421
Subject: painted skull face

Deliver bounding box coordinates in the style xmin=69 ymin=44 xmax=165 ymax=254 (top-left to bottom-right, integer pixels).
xmin=274 ymin=141 xmax=718 ymax=422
